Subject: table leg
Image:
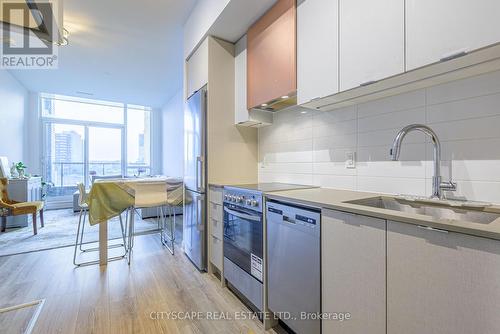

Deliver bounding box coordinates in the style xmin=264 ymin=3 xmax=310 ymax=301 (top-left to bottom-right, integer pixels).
xmin=99 ymin=220 xmax=108 ymax=266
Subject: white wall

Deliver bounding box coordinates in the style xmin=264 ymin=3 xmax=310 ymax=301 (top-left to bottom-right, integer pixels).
xmin=259 ymin=70 xmax=500 ymax=203
xmin=25 ymin=92 xmax=41 ymax=175
xmin=0 ymin=70 xmax=28 ymax=170
xmin=150 ymin=107 xmax=163 ymax=175
xmin=161 ymin=89 xmax=184 ymax=177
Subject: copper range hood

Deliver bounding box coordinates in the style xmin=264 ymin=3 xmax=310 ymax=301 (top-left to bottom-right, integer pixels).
xmin=247 ymin=0 xmax=296 ymax=112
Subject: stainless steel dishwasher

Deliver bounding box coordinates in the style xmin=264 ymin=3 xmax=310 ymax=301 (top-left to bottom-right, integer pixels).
xmin=267 ymin=200 xmax=321 ymax=334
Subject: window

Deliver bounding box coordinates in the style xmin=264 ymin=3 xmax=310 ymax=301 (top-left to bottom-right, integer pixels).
xmin=41 ymin=94 xmax=124 ymax=124
xmin=44 ymin=124 xmax=85 ymax=198
xmin=41 ymin=94 xmax=152 ymax=205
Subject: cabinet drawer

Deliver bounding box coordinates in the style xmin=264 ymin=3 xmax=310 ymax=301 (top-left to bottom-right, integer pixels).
xmin=211 ymin=236 xmax=223 ymax=270
xmin=209 ymin=186 xmax=223 ymax=205
xmin=209 ymin=202 xmax=223 ymax=222
xmin=211 ymin=218 xmax=223 ymax=240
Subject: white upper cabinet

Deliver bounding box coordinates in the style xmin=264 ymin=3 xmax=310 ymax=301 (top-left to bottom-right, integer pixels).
xmin=406 ymin=0 xmax=500 ymax=71
xmin=186 ymin=38 xmax=209 ymax=99
xmin=339 ymin=0 xmax=404 ymax=91
xmin=297 ymin=0 xmax=339 ymax=105
xmin=235 ymin=36 xmax=248 ymax=124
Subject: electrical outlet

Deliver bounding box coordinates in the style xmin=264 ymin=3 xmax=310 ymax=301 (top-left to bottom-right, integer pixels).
xmin=345 ymin=151 xmax=356 ymax=169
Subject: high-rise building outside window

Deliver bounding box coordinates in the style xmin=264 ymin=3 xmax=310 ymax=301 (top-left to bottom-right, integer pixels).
xmin=40 ymin=94 xmax=152 ymax=206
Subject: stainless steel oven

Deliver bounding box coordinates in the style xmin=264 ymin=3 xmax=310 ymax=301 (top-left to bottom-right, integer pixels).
xmin=223 ymin=186 xmax=264 ymax=311
xmin=223 ymin=202 xmax=263 ymax=281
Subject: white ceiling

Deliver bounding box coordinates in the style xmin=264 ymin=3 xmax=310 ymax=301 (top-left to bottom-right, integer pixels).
xmin=8 ymin=0 xmax=197 ymax=108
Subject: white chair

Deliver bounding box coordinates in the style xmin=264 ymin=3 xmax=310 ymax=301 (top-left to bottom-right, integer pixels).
xmin=73 ymin=183 xmax=128 ymax=266
xmin=124 ymin=179 xmax=182 ymax=263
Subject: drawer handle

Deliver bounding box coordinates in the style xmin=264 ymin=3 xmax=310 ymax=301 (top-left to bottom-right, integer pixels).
xmin=417 ymin=225 xmax=449 ymax=234
xmin=440 ymin=50 xmax=468 ymax=62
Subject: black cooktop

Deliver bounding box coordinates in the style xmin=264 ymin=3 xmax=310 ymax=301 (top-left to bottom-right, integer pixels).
xmin=225 ymin=183 xmax=316 ymax=193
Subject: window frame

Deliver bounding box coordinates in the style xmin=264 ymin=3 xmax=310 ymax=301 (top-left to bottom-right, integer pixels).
xmin=40 ymin=95 xmax=152 ymax=202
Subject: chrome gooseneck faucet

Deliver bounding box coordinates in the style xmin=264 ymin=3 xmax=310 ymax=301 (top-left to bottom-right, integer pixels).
xmin=390 ymin=124 xmax=456 ymax=199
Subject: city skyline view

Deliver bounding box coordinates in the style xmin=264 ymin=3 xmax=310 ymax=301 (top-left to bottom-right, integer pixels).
xmin=42 ymin=95 xmax=152 ymax=199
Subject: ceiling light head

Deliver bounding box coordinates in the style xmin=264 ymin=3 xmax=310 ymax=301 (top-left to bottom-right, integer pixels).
xmin=261 ymin=103 xmax=268 ymax=107
xmin=301 ymin=111 xmax=307 ymax=114
xmin=281 ymin=95 xmax=289 ymax=99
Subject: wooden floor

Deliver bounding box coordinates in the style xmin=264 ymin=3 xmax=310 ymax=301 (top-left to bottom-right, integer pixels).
xmin=0 ymin=234 xmax=269 ymax=334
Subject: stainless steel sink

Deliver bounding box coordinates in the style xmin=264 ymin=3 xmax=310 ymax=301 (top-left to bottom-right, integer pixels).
xmin=345 ymin=197 xmax=500 ymax=225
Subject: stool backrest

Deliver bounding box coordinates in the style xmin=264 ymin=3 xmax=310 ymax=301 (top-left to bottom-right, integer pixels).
xmin=77 ymin=183 xmax=87 ymax=206
xmin=91 ymin=175 xmax=123 ymax=184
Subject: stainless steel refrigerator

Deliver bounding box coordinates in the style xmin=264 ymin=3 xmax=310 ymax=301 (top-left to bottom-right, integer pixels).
xmin=183 ymin=86 xmax=207 ymax=271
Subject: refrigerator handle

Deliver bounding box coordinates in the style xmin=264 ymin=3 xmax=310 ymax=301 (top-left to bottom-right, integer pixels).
xmin=196 ymin=156 xmax=200 ymax=190
xmin=197 ymin=196 xmax=203 ymax=226
xmin=197 ymin=156 xmax=205 ymax=192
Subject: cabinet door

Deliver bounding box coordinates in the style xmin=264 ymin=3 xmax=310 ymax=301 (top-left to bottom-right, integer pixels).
xmin=340 ymin=0 xmax=404 ymax=91
xmin=297 ymin=0 xmax=338 ymax=105
xmin=387 ymin=221 xmax=500 ymax=334
xmin=322 ymin=209 xmax=386 ymax=334
xmin=186 ymin=38 xmax=208 ymax=99
xmin=406 ymin=0 xmax=500 ymax=71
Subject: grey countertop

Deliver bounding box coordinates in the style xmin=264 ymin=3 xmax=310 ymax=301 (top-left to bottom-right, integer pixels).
xmin=265 ymin=188 xmax=500 ymax=241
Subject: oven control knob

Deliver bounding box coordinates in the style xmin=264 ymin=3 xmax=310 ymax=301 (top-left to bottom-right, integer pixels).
xmin=251 ymin=200 xmax=258 ymax=207
xmin=235 ymin=196 xmax=242 ymax=203
xmin=230 ymin=195 xmax=235 ymax=202
xmin=246 ymin=199 xmax=252 ymax=205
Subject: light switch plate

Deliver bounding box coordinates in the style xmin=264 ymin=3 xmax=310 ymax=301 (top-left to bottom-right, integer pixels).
xmin=345 ymin=151 xmax=356 ymax=169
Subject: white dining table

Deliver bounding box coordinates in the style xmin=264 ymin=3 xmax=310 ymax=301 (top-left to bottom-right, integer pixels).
xmin=89 ymin=177 xmax=181 ymax=265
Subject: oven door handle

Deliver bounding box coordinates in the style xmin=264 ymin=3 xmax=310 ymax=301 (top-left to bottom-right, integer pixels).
xmin=224 ymin=207 xmax=261 ymax=222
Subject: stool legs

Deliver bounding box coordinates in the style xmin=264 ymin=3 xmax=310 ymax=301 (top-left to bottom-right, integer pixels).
xmin=160 ymin=205 xmax=175 ymax=255
xmin=74 ymin=209 xmax=128 ymax=267
xmin=73 ymin=208 xmax=85 ymax=266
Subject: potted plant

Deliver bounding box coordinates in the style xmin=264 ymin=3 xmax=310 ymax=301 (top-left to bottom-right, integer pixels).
xmin=15 ymin=162 xmax=27 ymax=178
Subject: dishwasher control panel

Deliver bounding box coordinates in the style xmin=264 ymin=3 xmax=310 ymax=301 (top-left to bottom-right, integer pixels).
xmin=267 ymin=201 xmax=320 ymax=236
